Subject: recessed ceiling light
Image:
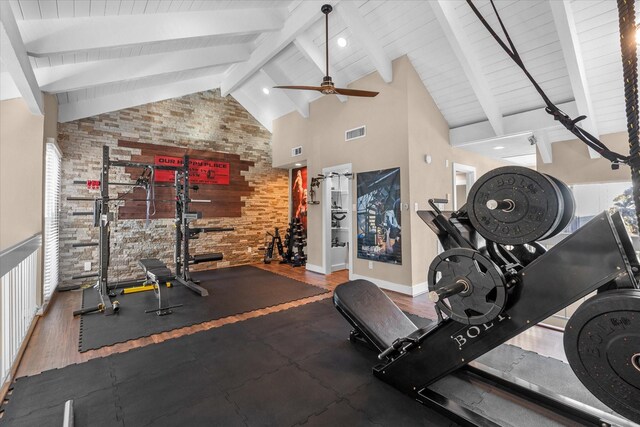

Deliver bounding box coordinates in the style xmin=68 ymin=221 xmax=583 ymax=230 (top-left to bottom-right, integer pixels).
xmin=262 ymin=87 xmax=270 ymax=95
xmin=295 ymin=163 xmax=302 ymax=167
xmin=493 ymin=146 xmax=505 ymax=150
xmin=337 ymin=37 xmax=347 ymax=48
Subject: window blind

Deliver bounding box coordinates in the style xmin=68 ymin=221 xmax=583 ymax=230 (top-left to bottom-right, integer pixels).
xmin=43 ymin=142 xmax=61 ymax=301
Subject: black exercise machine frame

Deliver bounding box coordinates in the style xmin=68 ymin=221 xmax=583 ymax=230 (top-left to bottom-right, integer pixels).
xmin=336 ymin=206 xmax=638 ymax=426
xmin=71 ymin=145 xmax=233 ymax=315
xmin=173 ymin=171 xmax=233 ymax=297
xmin=77 ymin=146 xmax=191 ymax=315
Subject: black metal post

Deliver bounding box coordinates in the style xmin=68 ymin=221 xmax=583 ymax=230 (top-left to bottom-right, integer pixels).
xmin=98 ymin=146 xmax=115 ymax=315
xmin=617 ymin=0 xmax=640 ymax=228
xmin=182 ymin=155 xmax=191 ymax=282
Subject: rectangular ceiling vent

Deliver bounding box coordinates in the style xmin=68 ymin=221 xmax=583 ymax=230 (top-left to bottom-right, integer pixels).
xmin=345 ymin=126 xmax=366 ymax=141
xmin=291 ymin=146 xmax=303 ymax=157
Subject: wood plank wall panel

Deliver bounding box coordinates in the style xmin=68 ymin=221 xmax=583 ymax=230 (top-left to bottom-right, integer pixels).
xmin=116 ymin=140 xmax=255 ymax=219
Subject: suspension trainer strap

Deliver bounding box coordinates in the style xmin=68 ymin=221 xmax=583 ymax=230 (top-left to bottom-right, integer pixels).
xmin=466 ymin=0 xmax=630 ymax=167
xmin=617 ymin=0 xmax=640 ymax=224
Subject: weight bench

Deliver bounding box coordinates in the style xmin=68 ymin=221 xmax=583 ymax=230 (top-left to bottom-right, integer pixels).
xmin=137 ymin=258 xmax=182 ymax=316
xmin=334 ymin=280 xmax=437 ymax=359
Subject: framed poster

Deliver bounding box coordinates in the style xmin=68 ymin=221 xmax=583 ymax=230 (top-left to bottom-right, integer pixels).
xmin=357 ymin=167 xmax=401 ymax=264
xmin=291 ymin=166 xmax=308 ymax=232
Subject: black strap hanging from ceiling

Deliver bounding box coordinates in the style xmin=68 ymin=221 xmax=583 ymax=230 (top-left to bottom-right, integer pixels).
xmin=616 ymin=0 xmax=640 ymax=229
xmin=466 ymin=0 xmax=630 ymax=168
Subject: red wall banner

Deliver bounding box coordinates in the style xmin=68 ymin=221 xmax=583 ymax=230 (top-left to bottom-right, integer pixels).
xmin=154 ymin=155 xmax=230 ymax=185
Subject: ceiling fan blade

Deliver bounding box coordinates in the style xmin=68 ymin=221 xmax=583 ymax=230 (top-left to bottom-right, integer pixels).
xmin=334 ymin=87 xmax=379 ymax=97
xmin=273 ymin=85 xmax=325 ymax=92
xmin=273 ymin=6 xmax=378 ymax=100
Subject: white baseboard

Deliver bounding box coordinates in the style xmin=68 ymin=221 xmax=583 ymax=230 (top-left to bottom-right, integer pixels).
xmin=331 ymin=263 xmax=347 ymax=272
xmin=350 ymin=273 xmax=428 ymax=297
xmin=305 ymin=263 xmax=324 ymax=274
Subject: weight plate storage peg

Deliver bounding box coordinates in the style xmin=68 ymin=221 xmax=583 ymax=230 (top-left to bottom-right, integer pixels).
xmin=467 ymin=166 xmax=565 ymax=245
xmin=427 ymin=248 xmax=507 ymax=325
xmin=564 ymin=289 xmax=640 ymax=423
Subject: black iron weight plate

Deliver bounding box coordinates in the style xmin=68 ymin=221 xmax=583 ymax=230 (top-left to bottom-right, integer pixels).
xmin=467 ymin=166 xmax=564 ymax=245
xmin=545 ymin=174 xmax=576 ymax=238
xmin=428 ymin=248 xmax=506 ymax=325
xmin=564 ymin=289 xmax=640 ymax=423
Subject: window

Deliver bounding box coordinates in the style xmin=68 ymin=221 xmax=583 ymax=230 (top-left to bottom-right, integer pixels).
xmin=547 ymin=181 xmax=637 ymax=250
xmin=43 ymin=140 xmax=61 ymax=301
xmin=541 ymin=181 xmax=636 ymax=329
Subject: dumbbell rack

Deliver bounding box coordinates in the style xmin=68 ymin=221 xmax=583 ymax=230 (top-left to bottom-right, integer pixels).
xmin=282 ymin=218 xmax=307 ymax=267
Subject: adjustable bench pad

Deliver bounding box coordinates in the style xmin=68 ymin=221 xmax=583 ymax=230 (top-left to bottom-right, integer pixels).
xmin=333 ymin=280 xmax=418 ymax=352
xmin=138 ymin=258 xmax=173 ymax=282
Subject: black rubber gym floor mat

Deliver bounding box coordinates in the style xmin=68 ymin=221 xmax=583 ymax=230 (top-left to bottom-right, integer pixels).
xmin=77 ymin=265 xmax=329 ymax=352
xmin=2 ymin=300 xmax=619 ymax=426
xmin=1 ymin=300 xmax=455 ymax=427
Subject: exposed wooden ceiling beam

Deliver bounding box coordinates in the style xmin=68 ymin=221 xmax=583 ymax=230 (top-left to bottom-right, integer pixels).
xmin=293 ymin=33 xmax=347 ymax=103
xmin=430 ymin=0 xmax=503 ymax=136
xmin=220 ymin=1 xmax=332 ymax=97
xmin=262 ymin=63 xmax=311 ymax=118
xmin=549 ymin=0 xmax=601 ymax=159
xmin=0 ymin=1 xmax=42 ymax=114
xmin=450 ymin=101 xmax=578 ymax=146
xmin=36 ymin=44 xmax=251 ymax=94
xmin=335 ymin=1 xmax=392 ymax=83
xmin=19 ymin=8 xmax=285 ymax=58
xmin=534 ymin=131 xmax=553 ymax=164
xmin=58 ymin=72 xmax=223 ymax=122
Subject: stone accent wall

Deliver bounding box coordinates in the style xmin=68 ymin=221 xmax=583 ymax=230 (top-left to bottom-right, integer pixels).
xmin=58 ymin=89 xmax=289 ymax=285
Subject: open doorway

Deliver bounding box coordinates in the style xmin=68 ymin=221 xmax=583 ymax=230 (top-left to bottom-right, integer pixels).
xmin=452 ymin=163 xmax=476 ymax=210
xmin=322 ymin=163 xmax=352 ymax=275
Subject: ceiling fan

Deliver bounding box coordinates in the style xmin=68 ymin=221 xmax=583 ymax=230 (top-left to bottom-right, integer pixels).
xmin=273 ymin=4 xmax=379 ymax=98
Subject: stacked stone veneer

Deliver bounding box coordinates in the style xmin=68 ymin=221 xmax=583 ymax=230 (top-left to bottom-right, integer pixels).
xmin=58 ymin=89 xmax=289 ymax=285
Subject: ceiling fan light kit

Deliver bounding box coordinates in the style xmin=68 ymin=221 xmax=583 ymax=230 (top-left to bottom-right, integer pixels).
xmin=274 ymin=4 xmax=379 ymax=98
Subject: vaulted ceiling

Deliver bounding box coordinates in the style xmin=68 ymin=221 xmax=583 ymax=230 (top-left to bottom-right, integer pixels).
xmin=0 ymin=0 xmax=629 ymax=165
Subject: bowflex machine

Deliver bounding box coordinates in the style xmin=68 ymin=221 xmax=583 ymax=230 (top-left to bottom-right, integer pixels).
xmin=334 ymin=166 xmax=640 ymax=426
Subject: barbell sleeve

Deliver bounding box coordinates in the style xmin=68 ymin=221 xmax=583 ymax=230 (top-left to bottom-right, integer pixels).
xmin=428 ymin=280 xmax=469 ymax=303
xmin=486 ymin=199 xmax=515 ymax=211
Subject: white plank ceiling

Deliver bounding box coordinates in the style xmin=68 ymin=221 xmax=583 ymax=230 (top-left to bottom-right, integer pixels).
xmin=0 ymin=0 xmax=632 ymax=165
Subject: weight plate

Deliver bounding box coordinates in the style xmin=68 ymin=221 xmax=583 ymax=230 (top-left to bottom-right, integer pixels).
xmin=564 ymin=289 xmax=640 ymax=423
xmin=428 ymin=248 xmax=506 ymax=325
xmin=467 ymin=166 xmax=564 ymax=245
xmin=544 ymin=174 xmax=575 ymax=238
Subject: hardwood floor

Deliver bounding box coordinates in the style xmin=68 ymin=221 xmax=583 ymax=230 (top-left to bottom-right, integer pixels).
xmin=12 ymin=263 xmax=566 ymax=386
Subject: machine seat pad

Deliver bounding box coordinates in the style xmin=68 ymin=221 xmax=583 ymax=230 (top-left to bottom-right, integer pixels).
xmin=334 ymin=280 xmax=418 ymax=351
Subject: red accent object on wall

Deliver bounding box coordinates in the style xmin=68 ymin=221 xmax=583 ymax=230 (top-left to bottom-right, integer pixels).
xmin=291 ymin=166 xmax=308 ymax=232
xmin=154 ymin=155 xmax=230 ymax=185
xmin=86 ymin=180 xmax=100 ymax=190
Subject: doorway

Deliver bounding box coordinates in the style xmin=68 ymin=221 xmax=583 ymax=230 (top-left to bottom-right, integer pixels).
xmin=322 ymin=164 xmax=352 ymax=275
xmin=452 ymin=163 xmax=476 ymax=210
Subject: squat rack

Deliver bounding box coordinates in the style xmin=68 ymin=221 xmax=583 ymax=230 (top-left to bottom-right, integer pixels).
xmin=69 ymin=145 xmax=231 ymax=315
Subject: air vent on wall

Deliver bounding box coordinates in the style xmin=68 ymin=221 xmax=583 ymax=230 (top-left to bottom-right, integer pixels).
xmin=345 ymin=126 xmax=366 ymax=141
xmin=291 ymin=146 xmax=303 ymax=157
